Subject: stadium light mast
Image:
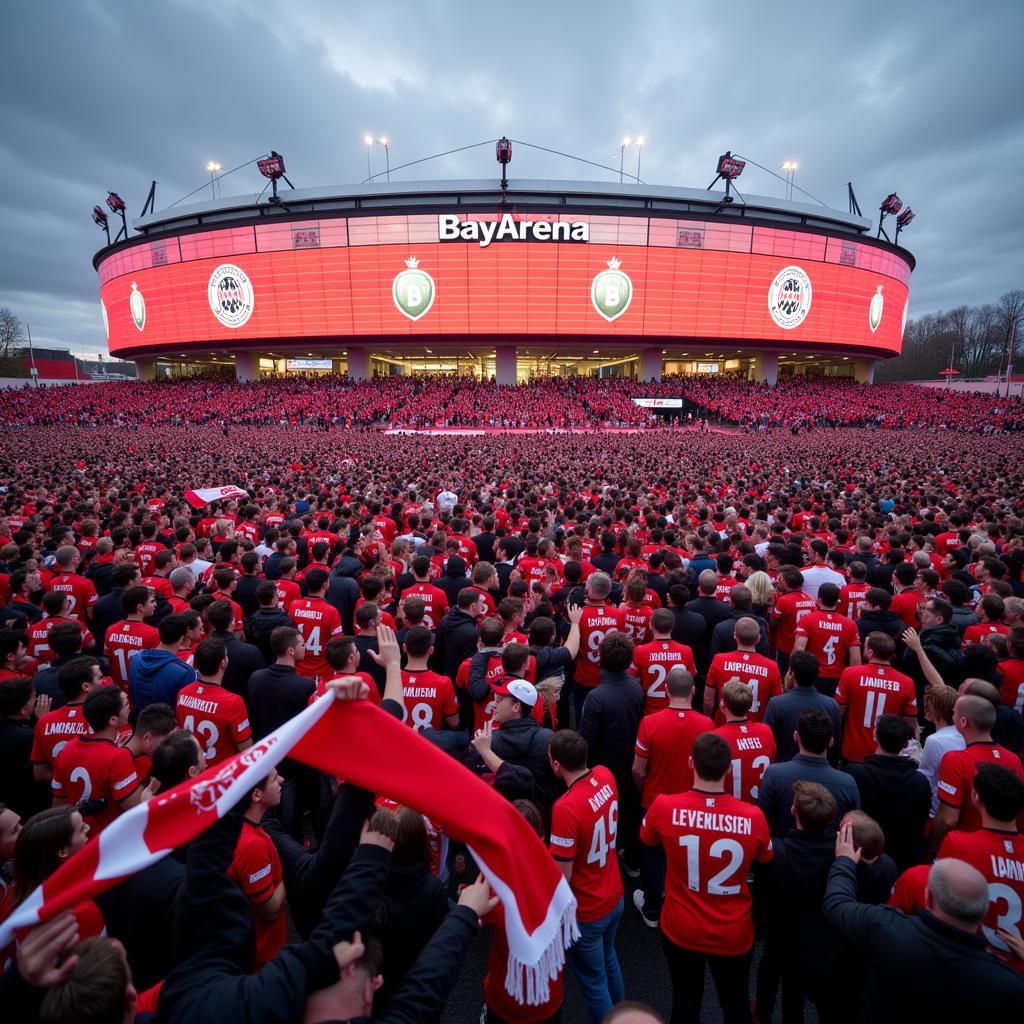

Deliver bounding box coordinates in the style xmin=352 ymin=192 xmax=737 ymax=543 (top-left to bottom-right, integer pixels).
xmin=257 ymin=151 xmax=291 ymax=207
xmin=106 ymin=192 xmax=128 ymax=243
xmin=206 ymin=162 xmax=221 ymax=201
xmin=876 ymin=192 xmax=902 ymax=241
xmin=496 ymin=137 xmax=512 ymax=190
xmin=894 ymin=206 xmax=914 ymax=246
xmin=619 ymin=137 xmax=642 ymax=183
xmin=92 ymin=205 xmax=111 ymax=246
xmin=364 ymin=135 xmax=373 ymax=180
xmin=707 ymin=151 xmax=746 ymax=209
xmin=782 ymin=161 xmax=798 ymax=201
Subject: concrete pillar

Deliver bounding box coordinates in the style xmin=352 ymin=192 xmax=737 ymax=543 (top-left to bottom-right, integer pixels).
xmin=347 ymin=348 xmax=370 ymax=381
xmin=234 ymin=352 xmax=257 ymax=382
xmin=639 ymin=347 xmax=662 ymax=382
xmin=495 ymin=344 xmax=517 ymax=386
xmin=854 ymin=358 xmax=876 ymax=384
xmin=135 ymin=357 xmax=156 ymax=381
xmin=751 ymin=352 xmax=779 ymax=385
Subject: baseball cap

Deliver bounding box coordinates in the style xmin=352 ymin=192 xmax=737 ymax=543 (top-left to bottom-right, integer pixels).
xmin=490 ymin=677 xmax=538 ymax=707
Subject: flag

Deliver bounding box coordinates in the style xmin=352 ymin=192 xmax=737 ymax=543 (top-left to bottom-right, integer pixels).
xmin=0 ymin=694 xmax=575 ymax=1004
xmin=183 ymin=485 xmax=250 ymax=509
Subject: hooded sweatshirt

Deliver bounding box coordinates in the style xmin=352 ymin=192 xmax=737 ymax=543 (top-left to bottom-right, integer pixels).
xmin=129 ymin=648 xmax=197 ymax=715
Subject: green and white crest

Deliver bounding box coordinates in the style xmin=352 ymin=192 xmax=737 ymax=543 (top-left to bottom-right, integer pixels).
xmin=869 ymin=285 xmax=884 ymax=333
xmin=392 ymin=257 xmax=435 ymax=321
xmin=591 ymin=258 xmax=632 ymax=321
xmin=129 ymin=281 xmax=146 ymax=332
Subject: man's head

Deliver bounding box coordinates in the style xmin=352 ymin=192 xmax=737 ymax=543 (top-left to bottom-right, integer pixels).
xmin=47 ymin=620 xmax=85 ymax=660
xmin=58 ymin=656 xmax=103 ymax=702
xmin=919 ymin=597 xmax=953 ymax=628
xmin=83 ymin=685 xmax=128 ymax=733
xmin=666 ymin=667 xmax=695 ymax=705
xmin=791 ymin=780 xmax=836 ymax=835
xmin=490 ymin=678 xmax=538 ymax=725
xmin=697 ymin=569 xmax=718 ymax=597
xmin=733 ymin=616 xmax=760 ymax=649
xmin=151 ymin=729 xmax=206 ymax=791
xmin=925 ymin=859 xmax=990 ymax=931
xmin=548 ymin=729 xmax=588 ymax=778
xmin=970 ymin=762 xmax=1024 ymax=824
xmin=650 ymin=607 xmax=673 ymax=637
xmin=243 ymin=768 xmax=283 ymax=813
xmin=690 ymin=732 xmax=732 ymax=785
xmin=720 ymin=679 xmax=753 ymax=718
xmin=38 ymin=936 xmax=137 ymax=1024
xmin=133 ymin=703 xmax=177 ymax=755
xmin=585 ymin=571 xmax=612 ymax=603
xmin=795 ymin=708 xmax=833 ymax=756
xmin=952 ymin=694 xmax=996 ymax=740
xmin=864 ymin=631 xmax=896 ymax=664
xmin=599 ymin=631 xmax=634 ymax=674
xmin=270 ymin=626 xmax=305 ymax=663
xmin=874 ymin=713 xmax=912 ymax=756
xmin=402 ymin=625 xmax=433 ymax=663
xmin=841 ymin=810 xmax=886 ymax=861
xmin=158 ymin=613 xmax=190 ymax=650
xmin=787 ymin=650 xmax=820 ymax=689
xmin=122 ymin=585 xmax=155 ymax=619
xmin=194 ymin=637 xmax=228 ymax=680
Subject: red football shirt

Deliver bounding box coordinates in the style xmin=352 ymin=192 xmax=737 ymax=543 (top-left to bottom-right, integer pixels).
xmin=401 ymin=582 xmax=449 ymax=630
xmin=274 ymin=579 xmax=301 ymax=611
xmin=228 ymin=819 xmax=287 ymax=968
xmin=633 ymin=639 xmax=697 ymax=715
xmin=134 ymin=542 xmax=164 ymax=577
xmin=616 ymin=602 xmax=654 ymax=646
xmin=963 ymin=622 xmax=1010 ymax=651
xmin=771 ymin=592 xmax=816 ymax=654
xmin=104 ymin=619 xmax=160 ymax=692
xmin=575 ymin=604 xmax=620 ymax=688
xmin=706 ymin=651 xmax=783 ymax=724
xmin=176 ymin=681 xmax=252 ymax=766
xmin=290 ymin=597 xmax=344 ymax=680
xmin=640 ymin=789 xmax=773 ymax=956
xmin=715 ymin=720 xmax=777 ymax=803
xmin=890 ymin=589 xmax=924 ymax=629
xmin=28 ymin=617 xmax=95 ymax=665
xmin=794 ymin=610 xmax=860 ymax=680
xmin=938 ymin=827 xmax=1024 ymax=972
xmin=998 ymin=658 xmax=1024 ymax=712
xmin=549 ymin=766 xmax=623 ymax=922
xmin=45 ymin=572 xmax=97 ymax=626
xmin=400 ymin=669 xmax=458 ymax=732
xmin=52 ymin=735 xmax=139 ymax=832
xmin=938 ymin=742 xmax=1024 ymax=831
xmin=839 ymin=582 xmax=871 ymax=621
xmin=30 ymin=701 xmax=90 ymax=770
xmin=634 ymin=708 xmax=714 ymax=808
xmin=835 ymin=662 xmax=918 ymax=762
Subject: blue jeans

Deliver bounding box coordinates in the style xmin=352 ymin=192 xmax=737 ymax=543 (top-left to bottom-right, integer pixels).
xmin=567 ymin=898 xmax=625 ymax=1024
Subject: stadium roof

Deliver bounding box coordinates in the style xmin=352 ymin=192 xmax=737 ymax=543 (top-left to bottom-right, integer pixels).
xmin=130 ymin=178 xmax=875 ymax=240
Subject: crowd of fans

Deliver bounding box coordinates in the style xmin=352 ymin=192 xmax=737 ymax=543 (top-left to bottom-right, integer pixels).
xmin=0 ymin=398 xmax=1023 ymax=1022
xmin=2 ymin=372 xmax=1022 ymax=432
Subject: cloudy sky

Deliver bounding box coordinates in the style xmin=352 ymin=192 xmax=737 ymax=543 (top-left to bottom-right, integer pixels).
xmin=2 ymin=0 xmax=1021 ymax=355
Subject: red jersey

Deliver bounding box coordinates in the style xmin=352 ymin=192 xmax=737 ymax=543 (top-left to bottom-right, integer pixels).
xmin=274 ymin=578 xmax=301 ymax=611
xmin=30 ymin=701 xmax=90 ymax=771
xmin=52 ymin=735 xmax=139 ymax=832
xmin=835 ymin=663 xmax=918 ymax=762
xmin=576 ymin=604 xmax=620 ymax=688
xmin=134 ymin=541 xmax=165 ymax=577
xmin=633 ymin=639 xmax=697 ymax=715
xmin=549 ymin=767 xmax=623 ymax=922
xmin=839 ymin=582 xmax=871 ymax=621
xmin=938 ymin=742 xmax=1024 ymax=831
xmin=228 ymin=819 xmax=287 ymax=968
xmin=998 ymin=658 xmax=1024 ymax=712
xmin=615 ymin=602 xmax=654 ymax=646
xmin=400 ymin=669 xmax=458 ymax=732
xmin=45 ymin=572 xmax=97 ymax=626
xmin=28 ymin=617 xmax=95 ymax=665
xmin=640 ymin=789 xmax=773 ymax=956
xmin=706 ymin=651 xmax=783 ymax=724
xmin=634 ymin=708 xmax=714 ymax=807
xmin=211 ymin=594 xmax=245 ymax=633
xmin=517 ymin=556 xmax=562 ymax=586
xmin=771 ymin=591 xmax=816 ymax=654
xmin=176 ymin=681 xmax=252 ymax=766
xmin=104 ymin=619 xmax=160 ymax=692
xmin=938 ymin=827 xmax=1024 ymax=972
xmin=401 ymin=582 xmax=449 ymax=630
xmin=312 ymin=672 xmax=381 ymax=705
xmin=888 ymin=864 xmax=929 ymax=914
xmin=141 ymin=575 xmax=174 ymax=599
xmin=714 ymin=576 xmax=739 ymax=602
xmin=715 ymin=720 xmax=777 ymax=803
xmin=963 ymin=622 xmax=1010 ymax=651
xmin=794 ymin=610 xmax=860 ymax=680
xmin=290 ymin=597 xmax=344 ymax=680
xmin=890 ymin=589 xmax=924 ymax=629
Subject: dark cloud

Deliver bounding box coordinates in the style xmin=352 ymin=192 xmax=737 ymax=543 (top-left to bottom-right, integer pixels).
xmin=1 ymin=0 xmax=1020 ymax=354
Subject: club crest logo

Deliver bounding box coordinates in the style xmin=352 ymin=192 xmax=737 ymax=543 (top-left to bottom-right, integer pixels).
xmin=869 ymin=285 xmax=884 ymax=333
xmin=392 ymin=257 xmax=435 ymax=321
xmin=591 ymin=258 xmax=633 ymax=321
xmin=100 ymin=300 xmax=109 ymax=341
xmin=129 ymin=282 xmax=146 ymax=332
xmin=208 ymin=264 xmax=254 ymax=328
xmin=768 ymin=265 xmax=813 ymax=330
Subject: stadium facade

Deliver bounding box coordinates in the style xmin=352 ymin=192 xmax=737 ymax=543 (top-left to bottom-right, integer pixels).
xmin=93 ymin=179 xmax=914 ymax=385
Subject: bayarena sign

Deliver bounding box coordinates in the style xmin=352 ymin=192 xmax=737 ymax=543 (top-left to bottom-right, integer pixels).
xmin=94 ymin=179 xmax=914 ymax=361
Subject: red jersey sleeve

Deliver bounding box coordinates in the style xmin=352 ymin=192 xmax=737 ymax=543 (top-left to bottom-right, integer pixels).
xmin=108 ymin=747 xmax=141 ymax=803
xmin=936 ymin=751 xmax=965 ymax=810
xmin=441 ymin=679 xmax=458 ymax=718
xmin=549 ymin=799 xmax=578 ymax=861
xmin=231 ymin=698 xmax=252 ymax=744
xmin=752 ymin=809 xmax=774 ymax=864
xmin=233 ymin=840 xmax=279 ymax=902
xmin=634 ymin=717 xmax=651 ymax=758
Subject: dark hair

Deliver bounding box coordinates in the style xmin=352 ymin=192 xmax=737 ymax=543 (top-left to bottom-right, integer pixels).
xmin=151 ymin=729 xmax=200 ymax=791
xmin=194 ymin=637 xmax=227 ymax=677
xmin=972 ymin=762 xmax=1024 ymax=822
xmin=403 ymin=625 xmax=433 ymax=659
xmin=792 ymin=780 xmax=837 ymax=834
xmin=865 ymin=631 xmax=896 ymax=662
xmin=83 ymin=686 xmax=123 ymax=731
xmin=0 ymin=629 xmax=28 ymax=664
xmin=206 ymin=600 xmax=235 ymax=633
xmin=923 ymin=598 xmax=953 ymax=624
xmin=255 ymin=580 xmax=279 ymax=606
xmin=305 ymin=568 xmax=329 ymax=594
xmin=391 ymin=806 xmax=431 ymax=868
xmin=41 ymin=590 xmax=69 ymax=616
xmin=38 ymin=935 xmax=130 ymax=1024
xmin=58 ymin=657 xmax=99 ymax=700
xmin=788 ymin=650 xmax=820 ymax=688
xmin=12 ymin=807 xmax=78 ymax=906
xmin=0 ymin=676 xmax=33 ymax=717
xmin=157 ymin=613 xmax=189 ymax=646
xmin=135 ymin=703 xmax=176 ymax=740
xmin=112 ymin=563 xmax=140 ymax=589
xmin=122 ymin=585 xmax=152 ymax=616
xmin=528 ymin=615 xmax=556 ymax=648
xmin=325 ymin=636 xmax=357 ymax=670
xmin=875 ymin=713 xmax=911 ymax=754
xmin=599 ymin=631 xmax=634 ymax=673
xmin=47 ymin=620 xmax=85 ymax=659
xmin=865 ymin=587 xmax=891 ymax=610
xmin=691 ymin=732 xmax=732 ymax=782
xmin=796 ymin=708 xmax=833 ymax=755
xmin=457 ymin=588 xmax=479 ymax=611
xmin=817 ymin=582 xmax=840 ymax=608
xmin=548 ymin=730 xmax=588 ymax=772
xmin=270 ymin=626 xmax=301 ymax=657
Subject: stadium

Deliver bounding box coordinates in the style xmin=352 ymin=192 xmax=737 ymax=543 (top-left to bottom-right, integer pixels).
xmin=94 ymin=169 xmax=914 ymax=386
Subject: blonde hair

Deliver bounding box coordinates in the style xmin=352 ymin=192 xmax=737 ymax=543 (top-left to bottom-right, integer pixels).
xmin=745 ymin=571 xmax=774 ymax=610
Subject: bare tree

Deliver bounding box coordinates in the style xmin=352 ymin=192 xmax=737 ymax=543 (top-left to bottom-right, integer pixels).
xmin=0 ymin=307 xmax=25 ymax=359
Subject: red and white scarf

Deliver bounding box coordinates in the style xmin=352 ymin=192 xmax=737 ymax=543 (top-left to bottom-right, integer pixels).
xmin=184 ymin=484 xmax=250 ymax=509
xmin=0 ymin=695 xmax=576 ymax=1004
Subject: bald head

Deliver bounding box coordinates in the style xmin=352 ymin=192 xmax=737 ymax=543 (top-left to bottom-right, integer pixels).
xmin=603 ymin=1005 xmax=664 ymax=1024
xmin=55 ymin=545 xmax=79 ymax=569
xmin=698 ymin=569 xmax=718 ymax=596
xmin=734 ymin=616 xmax=761 ymax=648
xmin=953 ymin=694 xmax=997 ymax=736
xmin=927 ymin=859 xmax=989 ymax=928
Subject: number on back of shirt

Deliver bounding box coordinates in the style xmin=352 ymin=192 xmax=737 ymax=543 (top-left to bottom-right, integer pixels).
xmin=678 ymin=834 xmax=745 ymax=894
xmin=587 ymin=800 xmax=619 ymax=867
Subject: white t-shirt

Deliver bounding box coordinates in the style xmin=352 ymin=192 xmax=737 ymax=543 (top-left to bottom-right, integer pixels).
xmin=800 ymin=564 xmax=846 ymax=601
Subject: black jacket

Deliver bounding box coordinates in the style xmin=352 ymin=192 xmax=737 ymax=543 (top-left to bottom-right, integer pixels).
xmin=247 ymin=663 xmax=315 ymax=740
xmin=0 ymin=717 xmax=49 ymax=818
xmin=158 ymin=812 xmax=393 ymax=1024
xmin=85 ymin=558 xmax=114 ymax=597
xmin=233 ymin=574 xmax=263 ymax=618
xmin=668 ymin=605 xmax=707 ymax=667
xmin=437 ymin=557 xmax=472 ymax=607
xmin=436 ymin=608 xmax=479 ymax=682
xmin=847 ymin=755 xmax=931 ymax=871
xmin=900 ymin=623 xmax=964 ymax=694
xmin=210 ymin=630 xmax=266 ymax=703
xmin=246 ymin=607 xmax=297 ymax=664
xmin=490 ymin=716 xmax=559 ymax=813
xmin=823 ymin=855 xmax=1024 ymax=1021
xmin=326 ymin=571 xmax=361 ymax=636
xmin=856 ymin=609 xmax=905 ymax=647
xmin=91 ymin=586 xmax=132 ymax=644
xmin=708 ymin=611 xmax=771 ymax=661
xmin=685 ymin=595 xmax=732 ymax=635
xmin=579 ymin=669 xmax=644 ymax=779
